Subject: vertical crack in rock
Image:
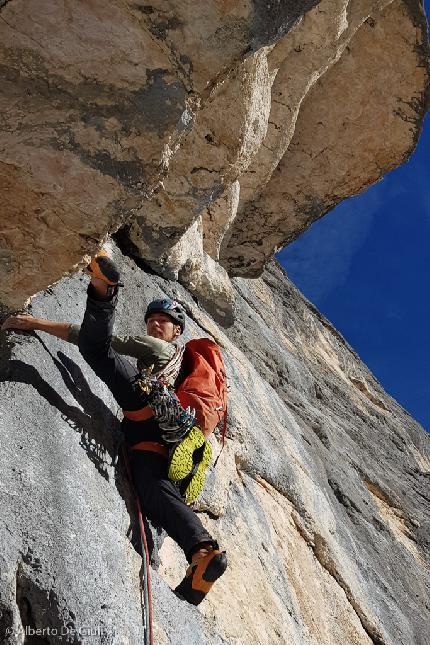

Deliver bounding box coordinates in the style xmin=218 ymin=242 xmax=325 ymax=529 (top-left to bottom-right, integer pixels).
xmin=0 ymin=327 xmax=13 ymax=382
xmin=312 ymin=534 xmax=386 ymax=645
xmin=363 ymin=479 xmax=427 ymax=566
xmin=248 ymin=472 xmax=387 ymax=643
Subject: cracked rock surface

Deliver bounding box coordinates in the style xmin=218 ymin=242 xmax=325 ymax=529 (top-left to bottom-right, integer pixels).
xmin=1 ymin=244 xmax=429 ymax=644
xmin=221 ymin=0 xmax=430 ymax=276
xmin=1 ymin=0 xmax=428 ymax=320
xmin=0 ymin=0 xmax=318 ymax=310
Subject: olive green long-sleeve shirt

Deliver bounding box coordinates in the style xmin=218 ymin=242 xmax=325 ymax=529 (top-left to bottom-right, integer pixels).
xmin=68 ymin=323 xmax=177 ymax=373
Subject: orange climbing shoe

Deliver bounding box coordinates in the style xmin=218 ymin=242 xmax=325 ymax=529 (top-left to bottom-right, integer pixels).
xmin=87 ymin=251 xmax=122 ymax=286
xmin=174 ymin=548 xmax=227 ymax=606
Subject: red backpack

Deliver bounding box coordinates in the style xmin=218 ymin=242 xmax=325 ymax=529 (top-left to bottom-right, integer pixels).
xmin=175 ymin=338 xmax=228 ymax=443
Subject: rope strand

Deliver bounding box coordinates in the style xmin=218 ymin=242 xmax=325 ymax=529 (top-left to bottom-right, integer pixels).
xmin=122 ymin=446 xmax=154 ymax=645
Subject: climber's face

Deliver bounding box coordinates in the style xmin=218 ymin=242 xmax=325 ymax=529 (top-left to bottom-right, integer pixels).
xmin=146 ymin=312 xmax=182 ymax=342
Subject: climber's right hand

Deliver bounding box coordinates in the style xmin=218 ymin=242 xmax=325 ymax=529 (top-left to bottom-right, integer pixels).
xmin=1 ymin=314 xmax=37 ymax=332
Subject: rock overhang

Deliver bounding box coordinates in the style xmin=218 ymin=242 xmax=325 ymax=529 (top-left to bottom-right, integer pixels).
xmin=0 ymin=0 xmax=429 ymax=324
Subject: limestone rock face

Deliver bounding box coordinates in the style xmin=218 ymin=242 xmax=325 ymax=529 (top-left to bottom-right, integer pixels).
xmin=202 ymin=181 xmax=240 ymax=261
xmin=121 ymin=0 xmax=429 ymax=298
xmin=0 ymin=0 xmax=188 ymax=307
xmin=1 ymin=0 xmax=428 ymax=319
xmin=0 ymin=0 xmax=318 ymax=310
xmin=221 ymin=0 xmax=430 ymax=275
xmin=1 ymin=3 xmax=429 ymax=642
xmin=126 ymin=50 xmax=273 ymax=263
xmin=1 ymin=245 xmax=429 ymax=644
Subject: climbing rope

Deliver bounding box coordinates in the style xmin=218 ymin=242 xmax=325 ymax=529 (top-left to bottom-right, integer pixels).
xmin=122 ymin=446 xmax=154 ymax=645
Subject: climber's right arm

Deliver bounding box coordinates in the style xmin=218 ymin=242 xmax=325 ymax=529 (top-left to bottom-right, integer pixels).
xmin=0 ymin=275 xmax=114 ymax=342
xmin=1 ymin=314 xmax=71 ymax=341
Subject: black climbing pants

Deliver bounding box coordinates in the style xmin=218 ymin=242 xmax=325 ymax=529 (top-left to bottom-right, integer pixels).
xmin=130 ymin=451 xmax=214 ymax=561
xmin=77 ymin=288 xmax=214 ymax=561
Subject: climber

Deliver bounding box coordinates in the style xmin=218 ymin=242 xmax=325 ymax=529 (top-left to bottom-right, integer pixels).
xmin=1 ymin=253 xmax=227 ymax=606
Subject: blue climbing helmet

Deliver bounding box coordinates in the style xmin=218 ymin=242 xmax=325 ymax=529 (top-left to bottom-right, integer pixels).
xmin=144 ymin=298 xmax=186 ymax=333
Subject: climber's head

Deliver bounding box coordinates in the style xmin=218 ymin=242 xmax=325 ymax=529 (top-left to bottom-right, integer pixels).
xmin=144 ymin=298 xmax=185 ymax=342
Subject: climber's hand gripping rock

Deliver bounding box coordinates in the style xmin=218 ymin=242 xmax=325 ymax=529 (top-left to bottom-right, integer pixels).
xmin=1 ymin=314 xmax=37 ymax=331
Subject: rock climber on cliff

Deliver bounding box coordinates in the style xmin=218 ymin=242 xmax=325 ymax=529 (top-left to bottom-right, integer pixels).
xmin=1 ymin=252 xmax=227 ymax=606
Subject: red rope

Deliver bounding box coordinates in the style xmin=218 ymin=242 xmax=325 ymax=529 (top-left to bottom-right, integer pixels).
xmin=136 ymin=491 xmax=154 ymax=645
xmin=122 ymin=446 xmax=154 ymax=645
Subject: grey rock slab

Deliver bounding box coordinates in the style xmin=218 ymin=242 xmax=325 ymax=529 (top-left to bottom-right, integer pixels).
xmin=0 ymin=244 xmax=429 ymax=644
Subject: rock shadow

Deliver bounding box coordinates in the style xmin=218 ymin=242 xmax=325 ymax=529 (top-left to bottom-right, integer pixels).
xmin=53 ymin=348 xmax=166 ymax=567
xmin=5 ymin=334 xmax=163 ymax=566
xmin=7 ymin=356 xmax=117 ymax=482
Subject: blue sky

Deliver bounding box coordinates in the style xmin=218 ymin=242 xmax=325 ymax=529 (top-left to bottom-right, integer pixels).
xmin=278 ymin=24 xmax=430 ymax=431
